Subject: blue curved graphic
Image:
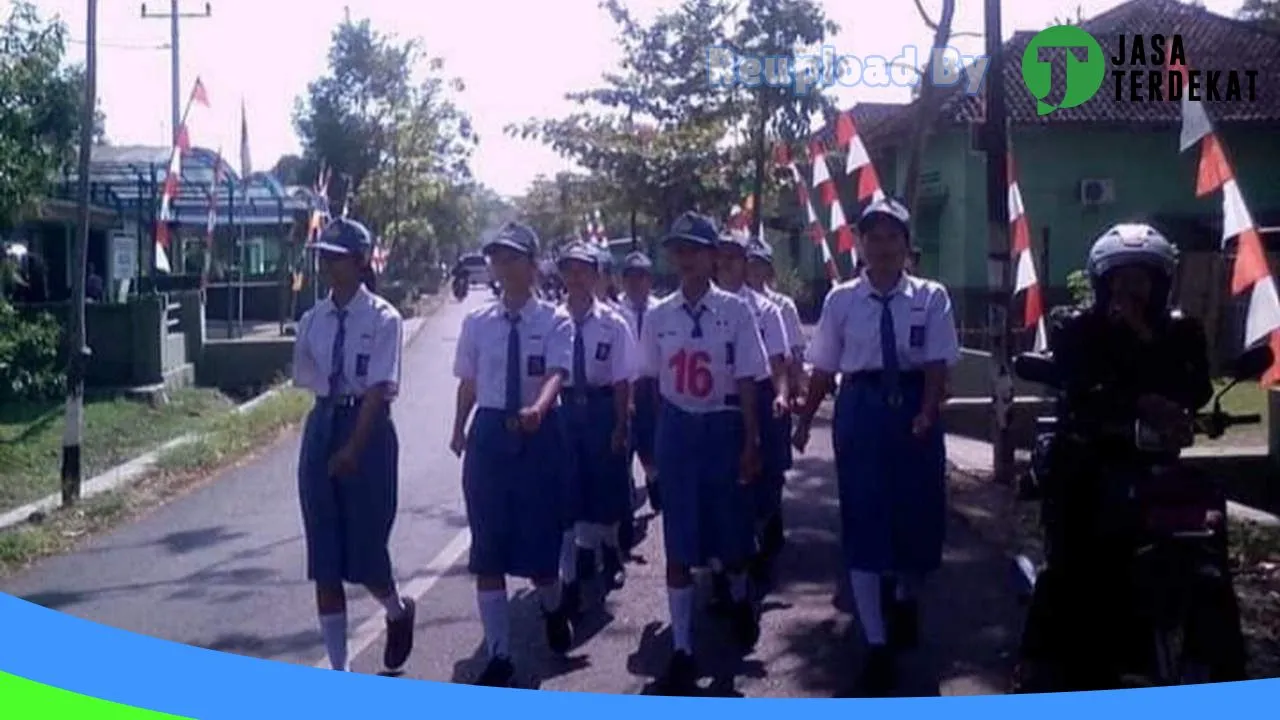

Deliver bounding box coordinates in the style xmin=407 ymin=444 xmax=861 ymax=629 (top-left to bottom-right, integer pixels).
xmin=1 ymin=592 xmax=1276 ymax=718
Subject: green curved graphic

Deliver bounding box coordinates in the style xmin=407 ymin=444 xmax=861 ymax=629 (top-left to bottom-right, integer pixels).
xmin=1021 ymin=26 xmax=1106 ymax=115
xmin=0 ymin=672 xmax=190 ymax=719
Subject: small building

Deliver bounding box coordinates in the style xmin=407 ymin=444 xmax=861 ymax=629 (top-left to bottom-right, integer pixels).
xmin=808 ymin=0 xmax=1280 ymax=353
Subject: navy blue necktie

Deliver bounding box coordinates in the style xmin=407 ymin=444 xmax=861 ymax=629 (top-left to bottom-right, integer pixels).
xmin=572 ymin=316 xmax=588 ymax=389
xmin=505 ymin=312 xmax=522 ymax=413
xmin=327 ymin=308 xmax=347 ymax=397
xmin=683 ymin=304 xmax=705 ymax=338
xmin=876 ymin=295 xmax=900 ymax=401
xmin=635 ymin=303 xmax=645 ymax=336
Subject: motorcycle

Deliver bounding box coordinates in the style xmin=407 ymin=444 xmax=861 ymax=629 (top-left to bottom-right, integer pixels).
xmin=452 ymin=275 xmax=468 ymax=301
xmin=1010 ymin=342 xmax=1272 ymax=691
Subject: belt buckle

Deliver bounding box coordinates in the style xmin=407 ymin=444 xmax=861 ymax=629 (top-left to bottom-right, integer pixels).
xmin=505 ymin=416 xmax=520 ymax=432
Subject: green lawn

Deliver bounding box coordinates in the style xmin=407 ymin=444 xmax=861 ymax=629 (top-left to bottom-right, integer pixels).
xmin=0 ymin=389 xmax=234 ymax=513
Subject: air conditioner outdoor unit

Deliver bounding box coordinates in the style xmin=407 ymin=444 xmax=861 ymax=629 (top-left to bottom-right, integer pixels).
xmin=1079 ymin=178 xmax=1115 ymax=206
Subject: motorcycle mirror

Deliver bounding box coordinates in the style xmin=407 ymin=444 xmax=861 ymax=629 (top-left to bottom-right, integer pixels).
xmin=1231 ymin=344 xmax=1274 ymax=383
xmin=1012 ymin=352 xmax=1059 ymax=388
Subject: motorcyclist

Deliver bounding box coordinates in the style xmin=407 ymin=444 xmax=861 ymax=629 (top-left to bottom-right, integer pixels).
xmin=1016 ymin=222 xmax=1238 ymax=690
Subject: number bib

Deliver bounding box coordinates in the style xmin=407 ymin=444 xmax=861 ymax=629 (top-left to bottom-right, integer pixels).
xmin=658 ymin=330 xmax=732 ymax=411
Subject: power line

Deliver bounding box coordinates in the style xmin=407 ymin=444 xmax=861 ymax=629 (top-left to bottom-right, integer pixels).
xmin=68 ymin=37 xmax=170 ymax=50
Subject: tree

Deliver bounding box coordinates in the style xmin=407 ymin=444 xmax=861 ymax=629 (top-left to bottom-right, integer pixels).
xmin=270 ymin=154 xmax=307 ymax=186
xmin=732 ymin=0 xmax=838 ymax=237
xmin=0 ymin=1 xmax=99 ymax=231
xmin=293 ymin=13 xmax=480 ymax=276
xmin=1240 ymin=0 xmax=1280 ymax=31
xmin=511 ymin=0 xmax=746 ymax=237
xmin=901 ymin=0 xmax=963 ymax=217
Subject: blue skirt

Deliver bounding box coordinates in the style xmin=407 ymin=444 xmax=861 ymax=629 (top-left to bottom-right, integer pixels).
xmin=752 ymin=378 xmax=793 ymax=523
xmin=462 ymin=408 xmax=567 ymax=579
xmin=655 ymin=402 xmax=754 ymax=567
xmin=630 ymin=380 xmax=658 ymax=464
xmin=832 ymin=372 xmax=946 ymax=573
xmin=560 ymin=388 xmax=630 ymax=525
xmin=297 ymin=399 xmax=399 ymax=587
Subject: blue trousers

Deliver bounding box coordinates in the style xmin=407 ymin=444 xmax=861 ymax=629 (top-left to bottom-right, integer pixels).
xmin=462 ymin=408 xmax=567 ymax=578
xmin=560 ymin=388 xmax=630 ymax=525
xmin=832 ymin=372 xmax=946 ymax=573
xmin=630 ymin=381 xmax=657 ymax=465
xmin=655 ymin=402 xmax=755 ymax=568
xmin=297 ymin=400 xmax=399 ymax=587
xmin=752 ymin=378 xmax=793 ymax=523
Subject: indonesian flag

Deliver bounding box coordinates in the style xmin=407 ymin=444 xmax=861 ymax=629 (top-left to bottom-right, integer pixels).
xmin=810 ymin=141 xmax=837 ymax=207
xmin=371 ymin=243 xmax=388 ymax=274
xmin=153 ymin=76 xmax=213 ymax=274
xmin=594 ymin=208 xmax=607 ymax=246
xmin=774 ymin=140 xmax=841 ymax=281
xmin=1174 ymin=59 xmax=1280 ymax=384
xmin=1008 ymin=154 xmax=1047 ymax=351
xmin=831 ymin=109 xmax=885 ymax=268
xmin=308 ymin=163 xmax=330 ymax=242
xmin=829 ymin=197 xmax=856 ymax=256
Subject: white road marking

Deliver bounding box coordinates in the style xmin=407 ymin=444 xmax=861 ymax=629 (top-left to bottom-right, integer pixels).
xmin=310 ymin=528 xmax=472 ymax=669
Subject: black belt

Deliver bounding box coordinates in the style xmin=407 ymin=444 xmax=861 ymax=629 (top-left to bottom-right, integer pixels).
xmin=320 ymin=394 xmax=362 ymax=408
xmin=560 ymin=385 xmax=615 ymax=404
xmin=724 ymin=394 xmax=741 ymax=407
xmin=840 ymin=369 xmax=924 ymax=386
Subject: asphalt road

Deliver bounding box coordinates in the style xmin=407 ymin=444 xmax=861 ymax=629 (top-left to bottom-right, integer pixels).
xmin=1 ymin=292 xmax=1021 ymax=697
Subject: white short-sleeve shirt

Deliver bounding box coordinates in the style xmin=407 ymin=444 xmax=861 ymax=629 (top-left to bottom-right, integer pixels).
xmin=734 ymin=286 xmax=789 ymax=382
xmin=563 ymin=300 xmax=636 ymax=387
xmin=806 ymin=272 xmax=960 ymax=374
xmin=453 ymin=297 xmax=574 ymax=410
xmin=293 ymin=285 xmax=403 ymax=399
xmin=766 ymin=288 xmax=806 ymax=357
xmin=638 ymin=285 xmax=768 ymax=413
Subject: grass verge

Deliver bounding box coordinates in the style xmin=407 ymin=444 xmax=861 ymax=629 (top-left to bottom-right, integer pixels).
xmin=0 ymin=389 xmax=234 ymax=513
xmin=0 ymin=388 xmax=313 ymax=576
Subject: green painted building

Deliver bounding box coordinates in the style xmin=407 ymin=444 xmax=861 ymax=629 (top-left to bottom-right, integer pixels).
xmin=805 ymin=0 xmax=1280 ymax=346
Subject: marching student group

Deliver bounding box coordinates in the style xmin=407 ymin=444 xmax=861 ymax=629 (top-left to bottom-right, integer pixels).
xmin=290 ymin=195 xmax=960 ymax=697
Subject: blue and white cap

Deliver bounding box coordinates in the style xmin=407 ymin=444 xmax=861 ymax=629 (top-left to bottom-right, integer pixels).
xmin=856 ymin=197 xmax=911 ymax=237
xmin=483 ymin=222 xmax=539 ymax=257
xmin=662 ymin=211 xmax=719 ymax=247
xmin=746 ymin=241 xmax=774 ymax=263
xmin=557 ymin=241 xmax=600 ymax=269
xmin=623 ymin=251 xmax=653 ymax=273
xmin=312 ymin=217 xmax=373 ymax=256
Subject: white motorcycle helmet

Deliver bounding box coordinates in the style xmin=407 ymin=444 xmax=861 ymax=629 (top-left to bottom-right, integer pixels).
xmin=1085 ymin=223 xmax=1179 ymax=314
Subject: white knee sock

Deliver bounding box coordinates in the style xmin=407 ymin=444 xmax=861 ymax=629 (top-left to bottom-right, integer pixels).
xmin=559 ymin=530 xmax=579 ymax=584
xmin=476 ymin=589 xmax=510 ymax=659
xmin=849 ymin=570 xmax=886 ymax=646
xmin=319 ymin=613 xmax=348 ymax=670
xmin=668 ymin=586 xmax=695 ymax=654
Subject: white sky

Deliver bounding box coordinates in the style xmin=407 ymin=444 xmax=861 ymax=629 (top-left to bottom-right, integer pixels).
xmin=10 ymin=0 xmax=1246 ymax=197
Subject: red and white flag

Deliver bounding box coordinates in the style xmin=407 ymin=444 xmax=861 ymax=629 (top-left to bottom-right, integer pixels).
xmin=1174 ymin=59 xmax=1280 ymax=384
xmin=1007 ymin=155 xmax=1047 ymax=350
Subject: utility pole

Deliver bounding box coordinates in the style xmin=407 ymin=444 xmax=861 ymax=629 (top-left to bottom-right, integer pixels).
xmin=982 ymin=0 xmax=1015 ymax=485
xmin=63 ymin=0 xmax=98 ymax=507
xmin=141 ymin=1 xmax=211 ymax=144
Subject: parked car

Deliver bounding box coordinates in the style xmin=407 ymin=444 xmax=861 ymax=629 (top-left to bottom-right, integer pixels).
xmin=458 ymin=252 xmax=490 ymax=286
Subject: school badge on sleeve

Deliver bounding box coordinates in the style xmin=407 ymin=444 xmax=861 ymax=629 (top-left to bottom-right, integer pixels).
xmin=909 ymin=325 xmax=926 ymax=348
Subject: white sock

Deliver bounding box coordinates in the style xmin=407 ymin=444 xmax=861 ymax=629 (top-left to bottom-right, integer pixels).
xmin=538 ymin=581 xmax=563 ymax=612
xmin=668 ymin=586 xmax=695 ymax=654
xmin=477 ymin=589 xmax=510 ymax=659
xmin=319 ymin=613 xmax=348 ymax=671
xmin=896 ymin=573 xmax=923 ymax=601
xmin=559 ymin=530 xmax=579 ymax=584
xmin=849 ymin=570 xmax=886 ymax=646
xmin=729 ymin=572 xmax=749 ymax=602
xmin=378 ymin=593 xmax=407 ymax=620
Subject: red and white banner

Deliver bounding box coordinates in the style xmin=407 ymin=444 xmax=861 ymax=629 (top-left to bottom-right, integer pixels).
xmin=1007 ymin=154 xmax=1047 ymax=350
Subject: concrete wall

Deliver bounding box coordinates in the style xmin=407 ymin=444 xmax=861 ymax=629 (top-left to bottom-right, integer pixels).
xmin=196 ymin=338 xmax=293 ymax=393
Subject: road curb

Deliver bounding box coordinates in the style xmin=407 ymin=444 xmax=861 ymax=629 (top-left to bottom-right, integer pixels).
xmin=0 ymin=300 xmax=441 ymax=534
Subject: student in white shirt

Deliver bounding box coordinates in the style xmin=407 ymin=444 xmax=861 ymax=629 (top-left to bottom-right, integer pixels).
xmin=637 ymin=212 xmax=768 ymax=695
xmin=793 ymin=198 xmax=960 ymax=696
xmin=711 ymin=231 xmax=792 ymax=599
xmin=449 ymin=222 xmax=576 ymax=687
xmin=555 ymin=242 xmax=636 ymax=615
xmin=619 ymin=251 xmax=661 ymax=518
xmin=293 ymin=218 xmax=414 ymax=675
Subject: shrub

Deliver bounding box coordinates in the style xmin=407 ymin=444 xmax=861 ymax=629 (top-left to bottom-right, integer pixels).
xmin=0 ymin=299 xmax=64 ymax=403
